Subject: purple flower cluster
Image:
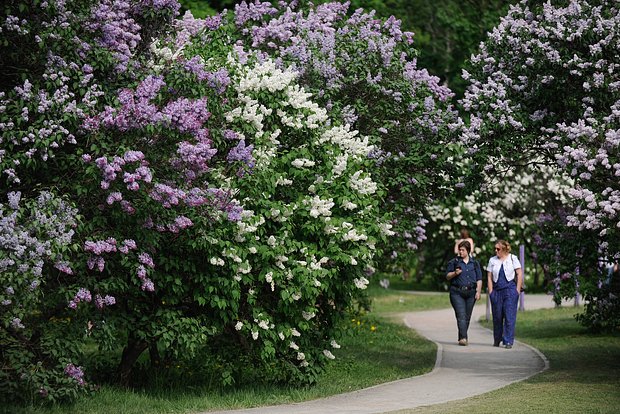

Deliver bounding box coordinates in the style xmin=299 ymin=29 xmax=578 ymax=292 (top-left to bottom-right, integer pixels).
xmin=118 ymin=239 xmax=137 ymax=254
xmin=235 ymin=1 xmax=278 ymax=27
xmin=54 ymin=261 xmax=74 ymax=275
xmin=150 ymin=183 xmax=186 ymax=208
xmin=11 ymin=317 xmax=25 ymax=329
xmin=137 ymin=265 xmax=155 ymax=292
xmin=94 ymin=294 xmax=116 ymax=309
xmin=138 ymin=252 xmax=155 ymax=269
xmin=168 ymin=215 xmax=193 ymax=233
xmin=227 ymin=139 xmax=255 ymax=169
xmin=161 ymin=97 xmax=211 ymax=136
xmin=91 ymin=150 xmax=152 ymax=192
xmin=86 ymin=0 xmax=142 ymax=72
xmin=64 ymin=363 xmax=85 ymax=386
xmin=68 ymin=288 xmax=92 ymax=309
xmin=184 ymin=57 xmax=231 ymax=94
xmin=85 ymin=238 xmax=117 ymax=272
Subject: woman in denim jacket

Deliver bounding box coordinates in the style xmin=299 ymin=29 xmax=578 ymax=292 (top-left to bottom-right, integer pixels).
xmin=446 ymin=240 xmax=482 ymax=346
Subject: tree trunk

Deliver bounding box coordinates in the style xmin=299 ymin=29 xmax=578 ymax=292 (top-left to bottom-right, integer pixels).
xmin=149 ymin=343 xmax=161 ymax=368
xmin=118 ymin=337 xmax=148 ymax=386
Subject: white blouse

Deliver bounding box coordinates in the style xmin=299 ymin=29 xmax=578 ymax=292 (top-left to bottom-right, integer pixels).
xmin=487 ymin=254 xmax=521 ymax=283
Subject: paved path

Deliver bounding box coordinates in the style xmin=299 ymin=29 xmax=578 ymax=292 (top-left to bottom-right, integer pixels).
xmin=205 ymin=294 xmax=571 ymax=414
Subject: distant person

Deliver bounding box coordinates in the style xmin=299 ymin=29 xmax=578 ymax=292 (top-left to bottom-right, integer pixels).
xmin=487 ymin=240 xmax=522 ymax=349
xmin=445 ymin=240 xmax=482 ymax=346
xmin=454 ymin=228 xmax=475 ymax=256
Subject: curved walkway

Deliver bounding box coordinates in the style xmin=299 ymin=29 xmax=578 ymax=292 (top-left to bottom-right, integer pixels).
xmin=205 ymin=294 xmax=570 ymax=414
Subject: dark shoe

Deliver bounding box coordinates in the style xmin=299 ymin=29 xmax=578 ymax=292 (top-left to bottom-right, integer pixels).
xmin=493 ymin=342 xmax=500 ymax=347
xmin=505 ymin=344 xmax=513 ymax=349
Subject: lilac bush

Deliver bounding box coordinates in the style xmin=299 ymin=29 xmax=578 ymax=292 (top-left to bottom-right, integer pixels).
xmin=461 ymin=0 xmax=620 ymax=329
xmin=0 ymin=0 xmax=419 ymax=402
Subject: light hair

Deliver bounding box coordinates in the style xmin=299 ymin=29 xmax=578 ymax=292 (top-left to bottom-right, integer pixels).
xmin=495 ymin=239 xmax=511 ymax=253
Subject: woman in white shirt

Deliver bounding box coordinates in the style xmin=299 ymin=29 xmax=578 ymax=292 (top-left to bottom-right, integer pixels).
xmin=487 ymin=240 xmax=522 ymax=349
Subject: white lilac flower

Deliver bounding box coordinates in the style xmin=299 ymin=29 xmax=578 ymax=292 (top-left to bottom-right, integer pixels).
xmin=267 ymin=235 xmax=277 ymax=247
xmin=330 ymin=340 xmax=341 ymax=349
xmin=302 ymin=311 xmax=315 ymax=320
xmin=276 ymin=176 xmax=293 ymax=186
xmin=323 ymin=350 xmax=336 ymax=360
xmin=319 ymin=125 xmax=374 ymax=158
xmin=353 ymin=277 xmax=369 ymax=289
xmin=235 ymin=321 xmax=243 ymax=330
xmin=308 ymin=195 xmax=335 ymax=218
xmin=291 ymin=158 xmax=316 ymax=168
xmin=379 ymin=222 xmax=396 ymax=236
xmin=291 ymin=328 xmax=301 ymax=337
xmin=349 ymin=170 xmax=377 ymax=195
xmin=342 ymin=228 xmax=368 ymax=242
xmin=296 ymin=352 xmax=305 ymax=360
xmin=289 ymin=341 xmax=299 ymax=350
xmin=278 ymin=332 xmax=285 ymax=340
xmin=252 ymin=331 xmax=259 ymax=340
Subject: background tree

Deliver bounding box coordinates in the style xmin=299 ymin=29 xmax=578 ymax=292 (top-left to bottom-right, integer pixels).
xmin=460 ymin=0 xmax=620 ymax=330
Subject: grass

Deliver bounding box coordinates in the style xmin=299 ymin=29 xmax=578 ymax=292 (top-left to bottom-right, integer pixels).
xmin=396 ymin=307 xmax=620 ymax=414
xmin=11 ymin=291 xmax=617 ymax=414
xmin=6 ymin=290 xmax=439 ymax=414
xmin=368 ymin=286 xmax=450 ymax=314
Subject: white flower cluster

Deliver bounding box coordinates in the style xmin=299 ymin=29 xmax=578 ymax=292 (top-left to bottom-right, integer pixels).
xmin=306 ymin=195 xmax=335 ymax=218
xmin=349 ymin=171 xmax=377 ymax=195
xmin=319 ymin=125 xmax=375 ymax=158
xmin=291 ymin=158 xmax=316 ymax=168
xmin=353 ymin=277 xmax=369 ymax=289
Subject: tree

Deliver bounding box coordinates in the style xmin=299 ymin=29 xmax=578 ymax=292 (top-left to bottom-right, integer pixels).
xmin=460 ymin=0 xmax=620 ymax=330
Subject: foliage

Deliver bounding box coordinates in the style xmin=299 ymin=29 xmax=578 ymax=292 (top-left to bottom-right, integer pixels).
xmin=461 ymin=0 xmax=620 ymax=329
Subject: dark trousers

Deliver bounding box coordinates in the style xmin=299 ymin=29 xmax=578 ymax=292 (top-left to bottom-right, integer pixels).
xmin=490 ymin=286 xmax=519 ymax=345
xmin=449 ymin=287 xmax=477 ymax=340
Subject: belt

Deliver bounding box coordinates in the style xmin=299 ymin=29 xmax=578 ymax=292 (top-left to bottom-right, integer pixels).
xmin=451 ymin=284 xmax=476 ymax=291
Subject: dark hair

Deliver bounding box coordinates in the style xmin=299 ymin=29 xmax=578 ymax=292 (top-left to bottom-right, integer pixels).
xmin=459 ymin=228 xmax=470 ymax=238
xmin=458 ymin=240 xmax=471 ymax=253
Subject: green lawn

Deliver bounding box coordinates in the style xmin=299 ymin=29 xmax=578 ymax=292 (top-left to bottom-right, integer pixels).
xmin=397 ymin=307 xmax=620 ymax=414
xmin=10 ymin=292 xmax=617 ymax=414
xmin=6 ymin=290 xmax=438 ymax=414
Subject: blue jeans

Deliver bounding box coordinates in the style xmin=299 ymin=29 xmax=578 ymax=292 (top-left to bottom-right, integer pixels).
xmin=490 ymin=285 xmax=519 ymax=345
xmin=449 ymin=286 xmax=477 ymax=340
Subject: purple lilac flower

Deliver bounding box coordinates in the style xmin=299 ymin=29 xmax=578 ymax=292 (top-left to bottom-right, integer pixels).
xmin=227 ymin=139 xmax=255 ymax=168
xmin=54 ymin=261 xmax=74 ymax=274
xmin=11 ymin=317 xmax=25 ymax=329
xmin=84 ymin=238 xmax=118 ymax=255
xmin=95 ymin=294 xmax=116 ymax=309
xmin=7 ymin=191 xmax=21 ymax=209
xmin=64 ymin=363 xmax=85 ymax=386
xmin=138 ymin=252 xmax=155 ymax=268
